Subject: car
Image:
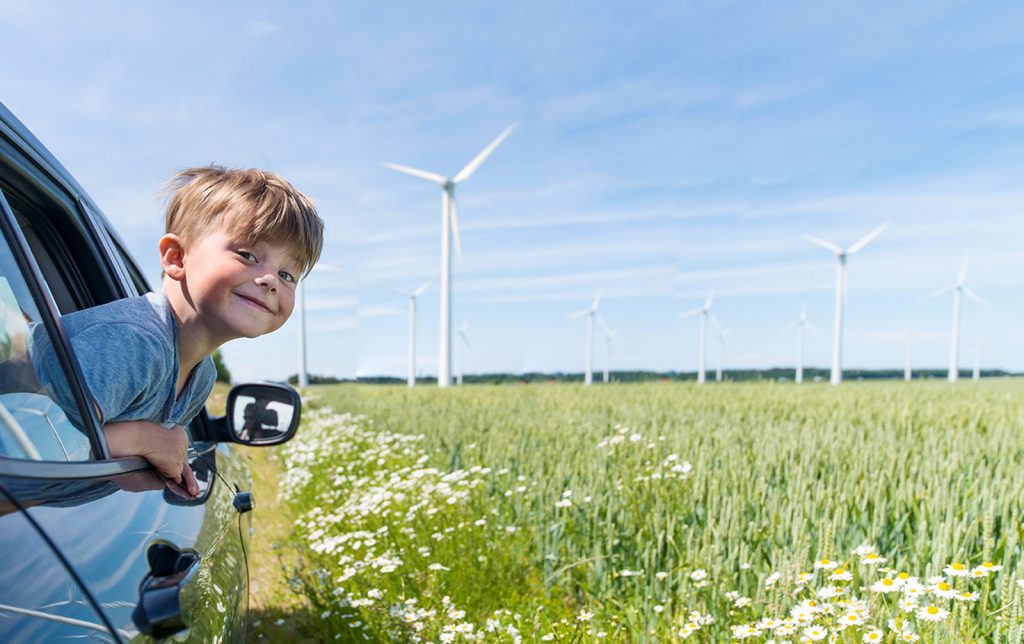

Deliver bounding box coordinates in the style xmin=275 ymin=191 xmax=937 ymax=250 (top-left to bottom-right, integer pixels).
xmin=0 ymin=100 xmax=301 ymax=642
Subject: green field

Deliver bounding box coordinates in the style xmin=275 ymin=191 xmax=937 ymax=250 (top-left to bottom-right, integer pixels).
xmin=275 ymin=381 xmax=1024 ymax=642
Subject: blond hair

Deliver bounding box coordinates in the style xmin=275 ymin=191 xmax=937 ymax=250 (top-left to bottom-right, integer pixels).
xmin=163 ymin=166 xmax=324 ymax=277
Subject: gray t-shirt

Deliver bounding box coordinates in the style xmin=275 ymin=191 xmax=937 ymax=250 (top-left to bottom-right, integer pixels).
xmin=29 ymin=291 xmax=216 ymax=429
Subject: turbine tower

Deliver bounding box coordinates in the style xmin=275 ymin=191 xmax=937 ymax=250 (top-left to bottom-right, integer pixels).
xmin=921 ymin=256 xmax=989 ymax=382
xmin=597 ymin=316 xmax=617 ymax=384
xmin=973 ymin=337 xmax=981 ymax=381
xmin=710 ymin=315 xmax=728 ymax=382
xmin=903 ymin=330 xmax=913 ymax=382
xmin=805 ymin=223 xmax=890 ymax=386
xmin=568 ymin=291 xmax=602 ymax=386
xmin=297 ymin=263 xmax=344 ymax=387
xmin=784 ymin=304 xmax=818 ymax=384
xmin=681 ymin=289 xmax=715 ymax=384
xmin=457 ymin=321 xmax=470 ymax=386
xmin=393 ymin=277 xmax=434 ymax=388
xmin=384 ymin=123 xmax=516 ymax=387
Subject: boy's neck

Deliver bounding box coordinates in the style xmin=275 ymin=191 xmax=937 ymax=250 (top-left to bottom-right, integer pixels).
xmin=162 ymin=277 xmax=223 ymax=374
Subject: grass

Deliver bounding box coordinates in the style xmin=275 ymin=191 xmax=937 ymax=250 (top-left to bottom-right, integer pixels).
xmin=254 ymin=380 xmax=1024 ymax=641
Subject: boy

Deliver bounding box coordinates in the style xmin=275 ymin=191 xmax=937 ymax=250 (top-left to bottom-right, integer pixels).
xmin=29 ymin=166 xmax=324 ymax=497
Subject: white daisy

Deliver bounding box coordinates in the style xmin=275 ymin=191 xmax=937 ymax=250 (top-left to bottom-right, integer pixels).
xmin=916 ymin=604 xmax=948 ymax=622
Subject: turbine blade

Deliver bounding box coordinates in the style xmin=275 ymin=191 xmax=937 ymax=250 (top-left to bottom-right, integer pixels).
xmin=596 ymin=314 xmax=612 ymax=335
xmin=919 ymin=285 xmax=954 ymax=302
xmin=413 ymin=276 xmax=436 ymax=297
xmin=703 ymin=288 xmax=715 ymax=311
xmin=963 ymin=287 xmax=991 ymax=308
xmin=591 ymin=290 xmax=602 ymax=312
xmin=847 ymin=222 xmax=890 ymax=254
xmin=782 ymin=320 xmax=798 ymax=333
xmin=450 ymin=197 xmax=463 ymax=262
xmin=383 ymin=162 xmax=448 ymax=186
xmin=805 ymin=322 xmax=821 ymax=333
xmin=452 ymin=123 xmax=517 ymax=184
xmin=460 ymin=320 xmax=470 ymax=333
xmin=804 ymin=235 xmax=844 ymax=255
xmin=680 ymin=308 xmax=702 ymax=319
xmin=568 ymin=308 xmax=590 ymax=319
xmin=957 ymin=254 xmax=969 ymax=286
xmin=389 ymin=286 xmax=413 ymax=297
xmin=708 ymin=313 xmax=723 ymax=332
xmin=460 ymin=333 xmax=472 ymax=350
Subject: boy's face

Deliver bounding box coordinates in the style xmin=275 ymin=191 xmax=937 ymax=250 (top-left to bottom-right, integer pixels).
xmin=179 ymin=223 xmax=299 ymax=342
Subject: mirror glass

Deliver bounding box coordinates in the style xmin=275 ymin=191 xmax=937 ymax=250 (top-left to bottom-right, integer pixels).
xmin=230 ymin=385 xmax=296 ymax=444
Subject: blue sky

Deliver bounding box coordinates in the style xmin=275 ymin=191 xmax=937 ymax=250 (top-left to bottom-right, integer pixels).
xmin=3 ymin=1 xmax=1024 ymax=381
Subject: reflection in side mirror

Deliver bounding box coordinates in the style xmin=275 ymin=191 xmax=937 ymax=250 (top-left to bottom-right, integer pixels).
xmin=226 ymin=383 xmax=301 ymax=445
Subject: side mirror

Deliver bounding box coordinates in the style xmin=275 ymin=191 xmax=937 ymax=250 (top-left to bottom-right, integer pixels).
xmin=225 ymin=383 xmax=300 ymax=445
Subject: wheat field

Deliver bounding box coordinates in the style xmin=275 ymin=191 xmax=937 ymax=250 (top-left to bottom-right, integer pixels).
xmin=275 ymin=380 xmax=1024 ymax=642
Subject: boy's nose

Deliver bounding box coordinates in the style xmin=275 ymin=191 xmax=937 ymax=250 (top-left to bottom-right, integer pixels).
xmin=255 ymin=273 xmax=278 ymax=291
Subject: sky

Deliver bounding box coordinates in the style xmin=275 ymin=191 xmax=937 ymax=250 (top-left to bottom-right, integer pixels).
xmin=2 ymin=1 xmax=1024 ymax=382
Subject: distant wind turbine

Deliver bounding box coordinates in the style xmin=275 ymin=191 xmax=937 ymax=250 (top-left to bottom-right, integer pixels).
xmin=457 ymin=321 xmax=470 ymax=386
xmin=805 ymin=223 xmax=890 ymax=386
xmin=973 ymin=337 xmax=982 ymax=382
xmin=384 ymin=123 xmax=517 ymax=387
xmin=392 ymin=277 xmax=434 ymax=388
xmin=784 ymin=303 xmax=818 ymax=384
xmin=297 ymin=263 xmax=344 ymax=387
xmin=568 ymin=291 xmax=602 ymax=386
xmin=903 ymin=330 xmax=914 ymax=382
xmin=681 ymin=289 xmax=715 ymax=384
xmin=920 ymin=255 xmax=990 ymax=382
xmin=597 ymin=316 xmax=617 ymax=384
xmin=710 ymin=315 xmax=728 ymax=382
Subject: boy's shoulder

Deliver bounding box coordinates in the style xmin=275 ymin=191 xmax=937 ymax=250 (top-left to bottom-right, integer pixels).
xmin=62 ymin=292 xmax=176 ymax=359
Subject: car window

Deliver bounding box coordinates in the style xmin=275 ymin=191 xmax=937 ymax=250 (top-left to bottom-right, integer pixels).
xmin=0 ymin=220 xmax=91 ymax=462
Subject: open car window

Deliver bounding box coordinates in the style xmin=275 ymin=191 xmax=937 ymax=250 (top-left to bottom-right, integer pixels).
xmin=0 ymin=202 xmax=92 ymax=462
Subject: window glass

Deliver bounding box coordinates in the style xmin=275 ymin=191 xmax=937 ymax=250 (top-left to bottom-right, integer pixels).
xmin=0 ymin=222 xmax=91 ymax=462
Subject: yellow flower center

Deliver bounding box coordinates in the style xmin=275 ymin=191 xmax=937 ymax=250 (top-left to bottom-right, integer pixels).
xmin=882 ymin=578 xmax=894 ymax=586
xmin=865 ymin=553 xmax=878 ymax=559
xmin=897 ymin=572 xmax=910 ymax=580
xmin=809 ymin=601 xmax=817 ymax=607
xmin=938 ymin=582 xmax=951 ymax=591
xmin=952 ymin=563 xmax=965 ymax=570
xmin=983 ymin=562 xmax=995 ymax=568
xmin=820 ymin=559 xmax=830 ymax=565
xmin=927 ymin=605 xmax=939 ymax=615
xmin=835 ymin=568 xmax=846 ymax=575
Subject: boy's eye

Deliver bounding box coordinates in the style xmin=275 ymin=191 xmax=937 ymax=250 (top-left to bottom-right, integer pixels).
xmin=279 ymin=271 xmax=296 ymax=284
xmin=237 ymin=250 xmax=257 ymax=262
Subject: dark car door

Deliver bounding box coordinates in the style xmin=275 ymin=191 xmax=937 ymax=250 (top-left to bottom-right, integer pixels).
xmin=0 ymin=111 xmax=247 ymax=641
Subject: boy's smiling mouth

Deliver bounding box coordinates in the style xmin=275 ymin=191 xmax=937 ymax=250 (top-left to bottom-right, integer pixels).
xmin=235 ymin=292 xmax=274 ymax=314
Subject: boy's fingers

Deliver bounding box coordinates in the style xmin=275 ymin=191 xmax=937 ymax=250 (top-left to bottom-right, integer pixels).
xmin=181 ymin=463 xmax=199 ymax=497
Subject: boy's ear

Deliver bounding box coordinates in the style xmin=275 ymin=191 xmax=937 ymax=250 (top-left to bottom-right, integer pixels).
xmin=159 ymin=234 xmax=186 ymax=281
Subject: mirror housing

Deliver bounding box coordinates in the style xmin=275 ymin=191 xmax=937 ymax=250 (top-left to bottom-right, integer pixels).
xmin=224 ymin=382 xmax=301 ymax=446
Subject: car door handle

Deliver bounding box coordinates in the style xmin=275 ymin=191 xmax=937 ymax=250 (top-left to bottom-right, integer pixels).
xmin=132 ymin=543 xmax=201 ymax=639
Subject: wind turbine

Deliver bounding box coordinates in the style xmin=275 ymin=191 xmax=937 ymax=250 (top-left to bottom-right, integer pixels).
xmin=804 ymin=223 xmax=890 ymax=386
xmin=681 ymin=289 xmax=715 ymax=384
xmin=710 ymin=315 xmax=728 ymax=382
xmin=457 ymin=321 xmax=470 ymax=386
xmin=297 ymin=263 xmax=344 ymax=388
xmin=597 ymin=316 xmax=617 ymax=384
xmin=921 ymin=255 xmax=989 ymax=382
xmin=384 ymin=123 xmax=516 ymax=388
xmin=568 ymin=291 xmax=602 ymax=386
xmin=784 ymin=303 xmax=818 ymax=384
xmin=973 ymin=337 xmax=981 ymax=381
xmin=392 ymin=277 xmax=434 ymax=388
xmin=903 ymin=330 xmax=914 ymax=382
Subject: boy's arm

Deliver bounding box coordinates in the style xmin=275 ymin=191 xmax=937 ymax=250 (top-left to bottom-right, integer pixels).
xmin=103 ymin=421 xmax=199 ymax=498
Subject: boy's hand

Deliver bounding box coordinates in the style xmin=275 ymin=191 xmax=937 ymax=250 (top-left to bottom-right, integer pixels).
xmin=103 ymin=421 xmax=200 ymax=498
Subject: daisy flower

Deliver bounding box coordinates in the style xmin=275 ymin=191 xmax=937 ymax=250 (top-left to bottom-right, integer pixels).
xmin=977 ymin=561 xmax=1002 ymax=574
xmin=930 ymin=581 xmax=958 ymax=600
xmin=838 ymin=612 xmax=864 ymax=626
xmin=943 ymin=562 xmax=970 ymax=577
xmin=829 ymin=568 xmax=853 ymax=582
xmin=852 ymin=544 xmax=876 ymax=557
xmin=917 ymin=604 xmax=948 ymax=622
xmin=863 ymin=628 xmax=884 ymax=642
xmin=870 ymin=577 xmax=900 ymax=593
xmin=814 ymin=558 xmax=839 ymax=571
xmin=802 ymin=625 xmax=829 ymax=641
xmin=861 ymin=552 xmax=887 ymax=565
xmin=899 ymin=597 xmax=917 ymax=613
xmin=956 ymin=591 xmax=979 ymax=602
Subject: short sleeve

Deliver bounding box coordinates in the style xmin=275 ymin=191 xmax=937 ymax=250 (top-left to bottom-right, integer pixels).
xmin=34 ymin=322 xmax=166 ymax=425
